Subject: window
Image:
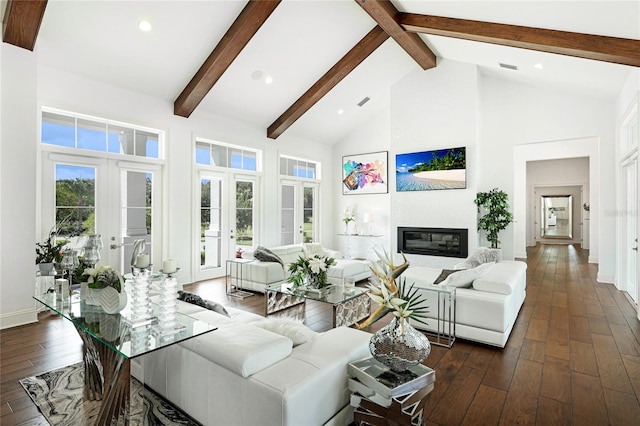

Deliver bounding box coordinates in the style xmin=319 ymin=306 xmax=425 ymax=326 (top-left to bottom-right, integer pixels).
xmin=42 ymin=109 xmax=161 ymax=159
xmin=55 ymin=164 xmax=96 ymax=237
xmin=279 ymin=155 xmax=321 ymax=244
xmin=195 ymin=140 xmax=260 ymax=171
xmin=280 ymin=155 xmax=318 ymax=179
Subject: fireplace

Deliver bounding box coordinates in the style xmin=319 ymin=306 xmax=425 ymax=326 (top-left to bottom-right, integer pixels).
xmin=397 ymin=227 xmax=468 ymax=258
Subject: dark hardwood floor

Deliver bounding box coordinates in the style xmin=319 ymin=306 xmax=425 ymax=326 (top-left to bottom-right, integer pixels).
xmin=2 ymin=244 xmax=640 ymax=425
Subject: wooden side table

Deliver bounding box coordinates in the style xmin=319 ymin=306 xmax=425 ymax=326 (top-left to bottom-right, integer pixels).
xmin=348 ymin=357 xmax=436 ymax=426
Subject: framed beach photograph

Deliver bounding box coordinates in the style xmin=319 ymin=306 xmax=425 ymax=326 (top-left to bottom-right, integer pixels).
xmin=342 ymin=151 xmax=388 ymax=195
xmin=396 ymin=147 xmax=466 ymax=192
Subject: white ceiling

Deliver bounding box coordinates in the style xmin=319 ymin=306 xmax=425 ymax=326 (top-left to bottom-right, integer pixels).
xmin=27 ymin=0 xmax=640 ymax=144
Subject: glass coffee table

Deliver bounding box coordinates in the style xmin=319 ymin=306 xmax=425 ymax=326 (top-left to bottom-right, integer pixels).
xmin=265 ymin=279 xmax=370 ymax=327
xmin=34 ymin=291 xmax=216 ymax=426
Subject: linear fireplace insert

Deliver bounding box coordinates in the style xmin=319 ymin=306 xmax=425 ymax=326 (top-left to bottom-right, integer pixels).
xmin=398 ymin=227 xmax=468 ymax=258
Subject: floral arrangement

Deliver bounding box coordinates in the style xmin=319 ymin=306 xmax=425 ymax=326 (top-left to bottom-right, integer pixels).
xmin=83 ymin=265 xmax=124 ymax=293
xmin=287 ymin=254 xmax=336 ymax=289
xmin=356 ymin=249 xmax=429 ymax=332
xmin=341 ymin=204 xmax=356 ymax=227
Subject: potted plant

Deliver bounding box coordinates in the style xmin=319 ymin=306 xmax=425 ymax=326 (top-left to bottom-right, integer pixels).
xmin=35 ymin=226 xmax=67 ymax=275
xmin=287 ymin=253 xmax=336 ymax=290
xmin=474 ymin=188 xmax=514 ymax=249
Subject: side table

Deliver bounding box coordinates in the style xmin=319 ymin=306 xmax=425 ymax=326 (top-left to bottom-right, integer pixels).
xmin=415 ymin=284 xmax=456 ymax=348
xmin=348 ymin=357 xmax=436 ymax=426
xmin=226 ymin=258 xmax=254 ymax=298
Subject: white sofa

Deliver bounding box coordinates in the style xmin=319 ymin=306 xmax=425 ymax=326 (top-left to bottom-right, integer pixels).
xmin=235 ymin=243 xmax=372 ymax=293
xmin=402 ymin=260 xmax=527 ymax=347
xmin=138 ymin=300 xmax=372 ymax=425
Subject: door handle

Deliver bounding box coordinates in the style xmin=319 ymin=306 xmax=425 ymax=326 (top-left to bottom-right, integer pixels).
xmin=110 ymin=244 xmax=122 ymax=250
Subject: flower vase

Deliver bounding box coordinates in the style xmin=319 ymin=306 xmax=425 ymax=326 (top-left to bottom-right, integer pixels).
xmin=81 ymin=283 xmax=103 ymax=306
xmin=344 ymin=221 xmax=351 ymax=235
xmin=99 ymin=286 xmax=127 ymax=314
xmin=369 ymin=317 xmax=431 ymax=372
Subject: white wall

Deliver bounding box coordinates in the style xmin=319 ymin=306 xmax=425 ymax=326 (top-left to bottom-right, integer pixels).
xmin=0 ymin=57 xmax=335 ymax=328
xmin=390 ymin=60 xmax=480 ymax=268
xmin=332 ymin=102 xmax=392 ymax=260
xmin=0 ymin=44 xmax=38 ymax=328
xmin=481 ymin=76 xmax=616 ymax=281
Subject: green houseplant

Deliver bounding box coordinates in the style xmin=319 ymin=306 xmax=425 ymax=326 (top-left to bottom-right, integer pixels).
xmin=35 ymin=226 xmax=67 ymax=267
xmin=474 ymin=188 xmax=514 ymax=249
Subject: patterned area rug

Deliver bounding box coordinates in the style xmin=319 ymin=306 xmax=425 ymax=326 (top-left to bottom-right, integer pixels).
xmin=20 ymin=363 xmax=200 ymax=426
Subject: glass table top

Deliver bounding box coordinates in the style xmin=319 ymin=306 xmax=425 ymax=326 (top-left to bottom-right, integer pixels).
xmin=34 ymin=292 xmax=216 ymax=360
xmin=266 ymin=279 xmax=368 ymax=305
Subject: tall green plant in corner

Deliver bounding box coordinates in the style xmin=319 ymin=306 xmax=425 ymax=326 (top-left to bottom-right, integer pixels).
xmin=474 ymin=188 xmax=513 ymax=249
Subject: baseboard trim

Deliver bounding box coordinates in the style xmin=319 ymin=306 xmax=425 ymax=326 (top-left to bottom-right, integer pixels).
xmin=0 ymin=308 xmax=38 ymax=330
xmin=597 ymin=273 xmax=615 ymax=284
xmin=514 ymin=251 xmax=528 ymax=259
xmin=588 ymin=256 xmax=598 ymax=264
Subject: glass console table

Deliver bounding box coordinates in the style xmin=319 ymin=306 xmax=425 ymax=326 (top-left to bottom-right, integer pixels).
xmin=33 ymin=292 xmax=216 ymax=425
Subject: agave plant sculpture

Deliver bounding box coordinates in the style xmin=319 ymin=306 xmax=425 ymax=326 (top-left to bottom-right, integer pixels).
xmin=356 ymin=249 xmax=429 ymax=332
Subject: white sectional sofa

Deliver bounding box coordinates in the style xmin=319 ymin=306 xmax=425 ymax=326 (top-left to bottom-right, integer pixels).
xmin=235 ymin=243 xmax=371 ymax=293
xmin=403 ymin=260 xmax=527 ymax=347
xmin=138 ymin=300 xmax=372 ymax=425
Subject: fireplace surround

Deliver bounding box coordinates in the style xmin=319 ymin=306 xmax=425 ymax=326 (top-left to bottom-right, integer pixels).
xmin=398 ymin=227 xmax=468 ymax=258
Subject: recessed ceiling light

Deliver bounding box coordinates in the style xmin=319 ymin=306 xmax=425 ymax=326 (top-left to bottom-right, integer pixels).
xmin=138 ymin=20 xmax=152 ymax=32
xmin=264 ymin=75 xmax=273 ymax=85
xmin=337 ymin=109 xmax=344 ymax=115
xmin=534 ymin=63 xmax=544 ymax=69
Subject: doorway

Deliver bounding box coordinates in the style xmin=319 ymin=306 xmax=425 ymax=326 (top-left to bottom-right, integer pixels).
xmin=42 ymin=154 xmax=162 ymax=274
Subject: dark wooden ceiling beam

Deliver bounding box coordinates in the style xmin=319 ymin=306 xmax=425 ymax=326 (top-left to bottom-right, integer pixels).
xmin=398 ymin=13 xmax=640 ymax=67
xmin=354 ymin=0 xmax=436 ymax=70
xmin=2 ymin=0 xmax=48 ymax=51
xmin=267 ymin=26 xmax=389 ymax=140
xmin=174 ymin=0 xmax=281 ymax=118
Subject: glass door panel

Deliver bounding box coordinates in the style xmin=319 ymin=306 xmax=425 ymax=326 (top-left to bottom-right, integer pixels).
xmin=119 ymin=170 xmax=154 ymax=273
xmin=55 ymin=164 xmax=96 ymax=238
xmin=303 ymin=185 xmax=315 ymax=243
xmin=200 ymin=177 xmax=222 ymax=270
xmin=235 ymin=180 xmax=254 ymax=250
xmin=281 ymin=183 xmax=295 ymax=245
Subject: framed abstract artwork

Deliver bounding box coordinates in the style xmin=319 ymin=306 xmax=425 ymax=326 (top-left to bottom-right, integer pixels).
xmin=396 ymin=146 xmax=466 ymax=192
xmin=342 ymin=151 xmax=388 ymax=195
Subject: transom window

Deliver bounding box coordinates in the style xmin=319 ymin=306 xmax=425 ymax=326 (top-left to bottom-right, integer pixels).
xmin=279 ymin=155 xmax=319 ymax=179
xmin=41 ymin=108 xmax=162 ymax=159
xmin=195 ymin=139 xmax=260 ymax=171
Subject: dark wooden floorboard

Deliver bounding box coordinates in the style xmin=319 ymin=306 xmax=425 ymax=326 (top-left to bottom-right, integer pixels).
xmin=2 ymin=243 xmax=640 ymax=425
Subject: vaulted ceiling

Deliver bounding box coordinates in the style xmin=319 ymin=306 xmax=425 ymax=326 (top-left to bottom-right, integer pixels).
xmin=3 ymin=0 xmax=639 ymax=144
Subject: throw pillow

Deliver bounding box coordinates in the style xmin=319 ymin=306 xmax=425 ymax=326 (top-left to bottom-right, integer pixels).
xmin=455 ymin=247 xmax=503 ymax=269
xmin=441 ymin=262 xmax=495 ymax=288
xmin=252 ymin=317 xmax=317 ymax=346
xmin=253 ymin=246 xmax=284 ymax=267
xmin=302 ymin=243 xmax=326 ymax=258
xmin=177 ymin=291 xmax=230 ymax=317
xmin=433 ymin=269 xmax=461 ymax=284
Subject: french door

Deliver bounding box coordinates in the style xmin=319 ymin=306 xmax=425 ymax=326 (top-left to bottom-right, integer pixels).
xmin=623 ymin=156 xmax=638 ymax=305
xmin=42 ymin=153 xmax=162 ymax=274
xmin=195 ymin=170 xmax=258 ymax=281
xmin=280 ymin=179 xmax=318 ymax=245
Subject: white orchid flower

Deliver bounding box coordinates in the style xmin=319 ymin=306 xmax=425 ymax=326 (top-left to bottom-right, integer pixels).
xmin=308 ymin=257 xmax=325 ymax=274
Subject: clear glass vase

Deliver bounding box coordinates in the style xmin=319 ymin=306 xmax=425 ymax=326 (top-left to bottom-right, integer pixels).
xmin=369 ymin=317 xmax=431 ymax=372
